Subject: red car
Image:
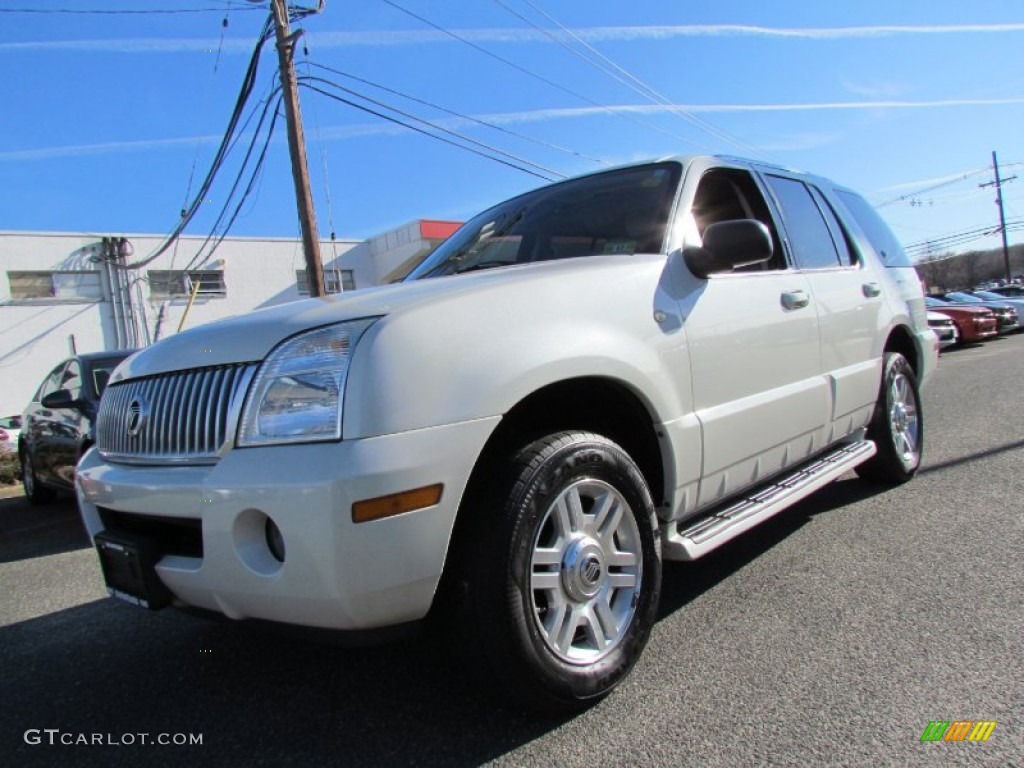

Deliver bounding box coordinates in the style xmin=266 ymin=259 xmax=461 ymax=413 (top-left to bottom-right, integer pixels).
xmin=924 ymin=298 xmax=998 ymax=343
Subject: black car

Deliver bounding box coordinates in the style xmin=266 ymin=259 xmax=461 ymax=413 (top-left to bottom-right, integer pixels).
xmin=19 ymin=350 xmax=136 ymax=504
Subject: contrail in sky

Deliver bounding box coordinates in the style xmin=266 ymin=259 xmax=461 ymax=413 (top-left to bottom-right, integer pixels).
xmin=2 ymin=23 xmax=1023 ymax=53
xmin=4 ymin=97 xmax=1023 ymax=162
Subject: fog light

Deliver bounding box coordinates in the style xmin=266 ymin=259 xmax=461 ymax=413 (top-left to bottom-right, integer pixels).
xmin=265 ymin=517 xmax=286 ymax=562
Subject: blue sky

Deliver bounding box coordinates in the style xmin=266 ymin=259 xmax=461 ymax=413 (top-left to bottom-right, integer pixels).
xmin=2 ymin=0 xmax=1023 ymax=261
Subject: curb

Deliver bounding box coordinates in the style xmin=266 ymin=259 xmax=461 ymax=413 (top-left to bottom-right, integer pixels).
xmin=0 ymin=483 xmax=25 ymax=500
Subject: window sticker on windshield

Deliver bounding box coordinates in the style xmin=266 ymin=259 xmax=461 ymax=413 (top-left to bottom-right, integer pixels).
xmin=603 ymin=240 xmax=636 ymax=254
xmin=642 ymin=169 xmax=669 ymax=187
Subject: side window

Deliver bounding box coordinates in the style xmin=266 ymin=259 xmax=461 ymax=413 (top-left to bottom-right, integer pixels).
xmin=833 ymin=189 xmax=913 ymax=267
xmin=61 ymin=361 xmax=83 ymax=400
xmin=37 ymin=363 xmax=67 ymax=402
xmin=690 ymin=169 xmax=786 ymax=271
xmin=765 ymin=175 xmax=842 ymax=270
xmin=809 ymin=187 xmax=856 ymax=267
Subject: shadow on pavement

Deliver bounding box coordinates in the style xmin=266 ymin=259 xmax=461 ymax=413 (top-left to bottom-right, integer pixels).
xmin=657 ymin=476 xmax=886 ymax=620
xmin=0 ymin=475 xmax=899 ymax=767
xmin=1 ymin=597 xmax=566 ymax=767
xmin=0 ymin=496 xmax=89 ymax=565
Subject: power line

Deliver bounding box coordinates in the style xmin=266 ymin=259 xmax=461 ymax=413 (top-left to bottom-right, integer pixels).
xmin=493 ymin=0 xmax=771 ymax=159
xmin=305 ymin=61 xmax=605 ymax=166
xmin=297 ymin=30 xmax=339 ymax=245
xmin=173 ymin=4 xmax=236 ymax=272
xmin=378 ymin=0 xmax=704 ymax=149
xmin=299 ymin=74 xmax=566 ymax=179
xmin=182 ymin=98 xmax=285 ymax=274
xmin=300 ymin=82 xmax=559 ymax=181
xmin=876 ymin=167 xmax=993 ymax=208
xmin=105 ymin=12 xmax=277 ymax=269
xmin=905 ymin=217 xmax=1024 ymax=254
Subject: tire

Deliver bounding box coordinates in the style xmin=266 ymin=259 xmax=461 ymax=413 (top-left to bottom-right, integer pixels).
xmin=856 ymin=352 xmax=923 ymax=484
xmin=21 ymin=448 xmax=56 ymax=505
xmin=458 ymin=431 xmax=662 ymax=713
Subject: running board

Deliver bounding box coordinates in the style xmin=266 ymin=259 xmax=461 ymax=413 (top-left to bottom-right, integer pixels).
xmin=662 ymin=440 xmax=876 ymax=561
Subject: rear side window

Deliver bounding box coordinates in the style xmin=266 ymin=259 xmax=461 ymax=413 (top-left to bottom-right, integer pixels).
xmin=61 ymin=361 xmax=83 ymax=400
xmin=808 ymin=187 xmax=856 ymax=267
xmin=36 ymin=363 xmax=66 ymax=402
xmin=834 ymin=190 xmax=913 ymax=268
xmin=764 ymin=175 xmax=844 ymax=270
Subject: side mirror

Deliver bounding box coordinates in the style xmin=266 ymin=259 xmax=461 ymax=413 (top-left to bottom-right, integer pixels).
xmin=41 ymin=389 xmax=82 ymax=411
xmin=683 ymin=219 xmax=773 ymax=279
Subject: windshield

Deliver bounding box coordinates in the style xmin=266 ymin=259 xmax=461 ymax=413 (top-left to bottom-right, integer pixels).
xmin=946 ymin=292 xmax=983 ymax=303
xmin=406 ymin=162 xmax=682 ymax=280
xmin=90 ymin=357 xmax=131 ymax=397
xmin=973 ymin=290 xmax=1012 ymax=301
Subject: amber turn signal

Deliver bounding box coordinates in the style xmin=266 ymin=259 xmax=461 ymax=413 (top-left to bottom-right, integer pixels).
xmin=351 ymin=483 xmax=444 ymax=524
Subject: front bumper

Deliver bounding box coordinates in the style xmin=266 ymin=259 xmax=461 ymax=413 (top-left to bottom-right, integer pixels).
xmin=77 ymin=416 xmax=499 ymax=630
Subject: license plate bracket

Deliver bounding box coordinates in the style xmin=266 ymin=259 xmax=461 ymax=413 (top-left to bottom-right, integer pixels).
xmin=94 ymin=530 xmax=173 ymax=610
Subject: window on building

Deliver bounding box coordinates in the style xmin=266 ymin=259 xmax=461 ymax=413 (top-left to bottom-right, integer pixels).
xmin=148 ymin=270 xmax=226 ymax=299
xmin=6 ymin=270 xmax=102 ymax=301
xmin=296 ymin=269 xmax=355 ymax=294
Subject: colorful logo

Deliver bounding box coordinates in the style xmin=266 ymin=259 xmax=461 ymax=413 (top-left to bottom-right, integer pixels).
xmin=920 ymin=721 xmax=996 ymax=742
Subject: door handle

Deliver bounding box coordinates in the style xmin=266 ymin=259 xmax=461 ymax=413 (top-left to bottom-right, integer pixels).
xmin=862 ymin=282 xmax=881 ymax=298
xmin=781 ymin=290 xmax=810 ymax=310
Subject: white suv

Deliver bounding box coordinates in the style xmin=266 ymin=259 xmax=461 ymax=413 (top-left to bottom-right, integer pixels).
xmin=77 ymin=156 xmax=937 ymax=711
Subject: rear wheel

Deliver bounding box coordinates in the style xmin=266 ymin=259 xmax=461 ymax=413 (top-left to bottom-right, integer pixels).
xmin=856 ymin=352 xmax=923 ymax=483
xmin=21 ymin=448 xmax=56 ymax=505
xmin=458 ymin=431 xmax=661 ymax=712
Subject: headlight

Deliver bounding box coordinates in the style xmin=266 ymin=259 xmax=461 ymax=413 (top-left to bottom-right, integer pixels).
xmin=237 ymin=319 xmax=377 ymax=447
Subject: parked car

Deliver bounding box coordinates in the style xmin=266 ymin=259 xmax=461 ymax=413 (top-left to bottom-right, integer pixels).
xmin=0 ymin=415 xmax=21 ymax=453
xmin=936 ymin=291 xmax=1020 ymax=334
xmin=966 ymin=290 xmax=1024 ymax=325
xmin=988 ymin=284 xmax=1024 ymax=298
xmin=924 ymin=297 xmax=998 ymax=344
xmin=926 ymin=311 xmax=958 ymax=350
xmin=19 ymin=350 xmax=136 ymax=503
xmin=76 ymin=156 xmax=937 ymax=711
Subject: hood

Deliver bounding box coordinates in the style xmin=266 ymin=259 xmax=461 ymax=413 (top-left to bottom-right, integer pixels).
xmin=930 ymin=305 xmax=992 ymax=317
xmin=112 ymin=257 xmax=661 ymax=380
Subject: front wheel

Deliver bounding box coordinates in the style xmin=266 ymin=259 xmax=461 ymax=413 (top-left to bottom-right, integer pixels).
xmin=21 ymin=448 xmax=56 ymax=505
xmin=856 ymin=352 xmax=923 ymax=483
xmin=460 ymin=431 xmax=662 ymax=713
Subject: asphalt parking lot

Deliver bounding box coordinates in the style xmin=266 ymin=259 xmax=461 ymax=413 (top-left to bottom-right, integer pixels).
xmin=1 ymin=335 xmax=1022 ymax=767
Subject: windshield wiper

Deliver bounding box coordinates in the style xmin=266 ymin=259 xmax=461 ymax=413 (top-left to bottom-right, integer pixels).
xmin=455 ymin=260 xmax=518 ymax=274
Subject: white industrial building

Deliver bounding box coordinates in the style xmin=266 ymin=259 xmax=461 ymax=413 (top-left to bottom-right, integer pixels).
xmin=0 ymin=220 xmax=460 ymax=417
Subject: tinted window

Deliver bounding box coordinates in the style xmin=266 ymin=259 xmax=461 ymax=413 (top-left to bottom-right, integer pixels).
xmin=834 ymin=190 xmax=913 ymax=267
xmin=691 ymin=168 xmax=786 ymax=271
xmin=37 ymin=363 xmax=67 ymax=401
xmin=61 ymin=361 xmax=83 ymax=400
xmin=765 ymin=175 xmax=842 ymax=270
xmin=407 ymin=163 xmax=682 ymax=280
xmin=945 ymin=292 xmax=983 ymax=304
xmin=91 ymin=358 xmax=128 ymax=397
xmin=809 ymin=187 xmax=856 ymax=267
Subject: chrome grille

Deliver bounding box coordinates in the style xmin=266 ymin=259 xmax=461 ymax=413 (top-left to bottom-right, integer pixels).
xmin=97 ymin=363 xmax=257 ymax=464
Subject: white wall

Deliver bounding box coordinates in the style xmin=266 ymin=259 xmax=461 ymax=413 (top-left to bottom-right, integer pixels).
xmin=0 ymin=223 xmax=448 ymax=417
xmin=0 ymin=231 xmax=360 ymax=416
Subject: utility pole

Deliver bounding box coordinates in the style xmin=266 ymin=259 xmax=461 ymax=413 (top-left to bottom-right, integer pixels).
xmin=270 ymin=0 xmax=325 ymax=296
xmin=979 ymin=150 xmax=1016 ymax=283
